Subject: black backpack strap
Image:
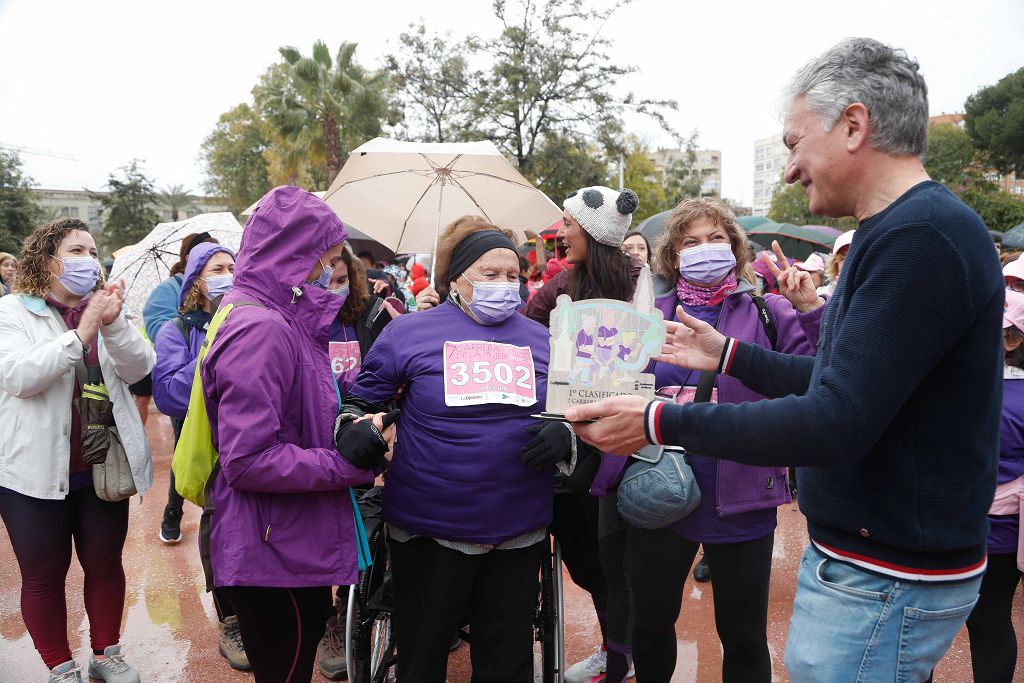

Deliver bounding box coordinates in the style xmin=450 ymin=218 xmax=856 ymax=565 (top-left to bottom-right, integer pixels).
xmin=171 ymin=316 xmax=188 ymax=344
xmin=694 ymin=370 xmax=716 ymax=403
xmin=748 ymin=294 xmax=778 ymax=351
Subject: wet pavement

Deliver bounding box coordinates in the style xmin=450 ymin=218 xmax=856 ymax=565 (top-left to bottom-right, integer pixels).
xmin=2 ymin=413 xmax=1021 ymax=681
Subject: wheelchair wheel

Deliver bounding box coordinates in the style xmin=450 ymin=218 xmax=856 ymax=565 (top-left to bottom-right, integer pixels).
xmin=536 ymin=536 xmax=565 ymax=682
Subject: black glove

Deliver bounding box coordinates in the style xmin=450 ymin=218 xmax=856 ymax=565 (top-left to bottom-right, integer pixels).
xmin=335 ymin=410 xmax=401 ymax=471
xmin=518 ymin=421 xmax=572 ymax=470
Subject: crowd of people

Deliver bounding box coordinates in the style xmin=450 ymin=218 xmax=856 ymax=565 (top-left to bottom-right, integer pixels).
xmin=1 ymin=36 xmax=1021 ymax=683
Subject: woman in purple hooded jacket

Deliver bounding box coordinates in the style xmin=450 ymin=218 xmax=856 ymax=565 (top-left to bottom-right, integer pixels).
xmin=199 ymin=186 xmax=383 ymax=683
xmin=636 ymin=197 xmax=824 ymax=682
xmin=151 ymin=241 xmax=251 ymax=672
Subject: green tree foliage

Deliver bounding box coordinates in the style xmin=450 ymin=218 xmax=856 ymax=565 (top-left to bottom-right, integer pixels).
xmin=390 ymin=0 xmax=677 ymax=195
xmin=257 ymin=41 xmax=394 ymax=181
xmin=965 ymin=67 xmax=1024 ymax=175
xmin=766 ymin=178 xmax=856 ymax=230
xmin=621 ymin=147 xmax=666 ymax=223
xmin=157 ymin=184 xmax=196 ymax=221
xmin=924 ymin=123 xmax=976 ymax=187
xmin=527 ymin=133 xmax=611 ymax=208
xmin=199 ymin=103 xmax=271 ymax=215
xmin=93 ymin=160 xmax=160 ymax=253
xmin=960 ymin=185 xmax=1024 ymax=231
xmin=386 ymin=24 xmax=474 ymax=143
xmin=0 ymin=149 xmax=42 ymax=254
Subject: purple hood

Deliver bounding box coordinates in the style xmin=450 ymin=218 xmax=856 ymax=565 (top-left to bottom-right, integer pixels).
xmin=179 ymin=242 xmax=235 ymax=307
xmin=200 ymin=186 xmax=372 ymax=589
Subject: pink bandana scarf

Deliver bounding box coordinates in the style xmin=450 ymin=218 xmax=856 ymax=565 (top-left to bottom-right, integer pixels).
xmin=676 ymin=272 xmax=738 ymax=307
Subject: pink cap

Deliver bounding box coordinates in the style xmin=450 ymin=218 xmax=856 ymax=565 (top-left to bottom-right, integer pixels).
xmin=796 ymin=253 xmax=826 ymax=272
xmin=1004 ymin=290 xmax=1024 ymax=331
xmin=1004 ymin=255 xmax=1024 ymax=283
xmin=833 ymin=230 xmax=855 ymax=254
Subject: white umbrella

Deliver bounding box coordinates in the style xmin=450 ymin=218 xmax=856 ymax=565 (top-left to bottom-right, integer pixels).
xmin=321 ymin=138 xmax=562 ymax=284
xmin=109 ymin=212 xmax=244 ymax=325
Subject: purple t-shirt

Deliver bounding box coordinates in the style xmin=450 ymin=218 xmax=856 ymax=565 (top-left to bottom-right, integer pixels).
xmin=652 ymin=302 xmax=777 ymax=544
xmin=989 ymin=376 xmax=1024 ymax=554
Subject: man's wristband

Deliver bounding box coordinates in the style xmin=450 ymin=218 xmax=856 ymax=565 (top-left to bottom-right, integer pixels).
xmin=718 ymin=337 xmax=738 ymax=375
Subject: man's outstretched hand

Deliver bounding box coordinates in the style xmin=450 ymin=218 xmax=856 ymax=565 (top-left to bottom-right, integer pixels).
xmin=566 ymin=395 xmax=651 ymax=456
xmin=653 ymin=306 xmax=726 ymax=372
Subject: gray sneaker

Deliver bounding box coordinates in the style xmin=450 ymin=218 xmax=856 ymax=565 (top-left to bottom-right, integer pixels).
xmin=218 ymin=616 xmax=251 ymax=671
xmin=87 ymin=645 xmax=140 ymax=683
xmin=317 ymin=616 xmax=347 ymax=680
xmin=47 ymin=660 xmax=82 ymax=683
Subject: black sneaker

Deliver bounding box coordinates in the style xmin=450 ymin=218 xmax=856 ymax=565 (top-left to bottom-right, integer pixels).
xmin=159 ymin=506 xmax=183 ymax=544
xmin=692 ymin=557 xmax=711 ymax=583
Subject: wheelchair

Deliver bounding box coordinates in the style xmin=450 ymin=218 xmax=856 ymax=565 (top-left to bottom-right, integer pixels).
xmin=344 ymin=488 xmax=566 ymax=682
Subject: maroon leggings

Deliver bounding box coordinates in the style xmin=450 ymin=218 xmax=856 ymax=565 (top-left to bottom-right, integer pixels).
xmin=0 ymin=486 xmax=129 ymax=668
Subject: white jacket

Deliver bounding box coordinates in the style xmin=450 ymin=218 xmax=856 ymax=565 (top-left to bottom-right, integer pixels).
xmin=0 ymin=294 xmax=155 ymax=500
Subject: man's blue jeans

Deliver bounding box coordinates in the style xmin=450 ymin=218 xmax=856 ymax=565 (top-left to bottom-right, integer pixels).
xmin=784 ymin=544 xmax=980 ymax=682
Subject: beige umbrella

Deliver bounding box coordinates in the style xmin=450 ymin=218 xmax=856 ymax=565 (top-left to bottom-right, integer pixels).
xmin=321 ymin=138 xmax=562 ymax=284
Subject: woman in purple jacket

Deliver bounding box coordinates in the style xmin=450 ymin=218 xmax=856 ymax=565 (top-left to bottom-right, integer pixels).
xmin=151 ymin=241 xmax=251 ymax=672
xmin=964 ymin=289 xmax=1024 ymax=683
xmin=343 ymin=216 xmax=569 ymax=682
xmin=637 ymin=197 xmax=824 ymax=682
xmin=200 ymin=186 xmax=383 ymax=683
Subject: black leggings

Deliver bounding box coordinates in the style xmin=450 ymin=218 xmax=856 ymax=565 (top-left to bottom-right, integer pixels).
xmin=966 ymin=552 xmax=1022 ymax=683
xmin=218 ymin=585 xmax=333 ymax=683
xmin=629 ymin=527 xmax=774 ymax=683
xmin=550 ymin=489 xmax=607 ymax=636
xmin=390 ymin=536 xmax=542 ymax=682
xmin=0 ymin=487 xmax=129 ymax=669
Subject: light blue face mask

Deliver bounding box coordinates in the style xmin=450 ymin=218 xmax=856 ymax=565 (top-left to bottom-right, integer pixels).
xmin=312 ymin=258 xmax=334 ymax=290
xmin=462 ymin=275 xmax=521 ymax=325
xmin=53 ymin=256 xmax=100 ymax=296
xmin=202 ymin=274 xmax=233 ymax=300
xmin=330 ymin=284 xmax=350 ymax=306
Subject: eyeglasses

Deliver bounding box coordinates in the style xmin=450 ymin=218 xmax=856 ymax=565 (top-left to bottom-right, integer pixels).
xmin=1009 ymin=280 xmax=1024 ymax=293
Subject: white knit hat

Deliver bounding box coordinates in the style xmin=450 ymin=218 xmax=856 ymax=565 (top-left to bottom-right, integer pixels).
xmin=563 ymin=186 xmax=639 ymax=247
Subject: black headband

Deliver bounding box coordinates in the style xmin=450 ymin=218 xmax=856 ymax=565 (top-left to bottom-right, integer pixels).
xmin=448 ymin=230 xmax=518 ymax=283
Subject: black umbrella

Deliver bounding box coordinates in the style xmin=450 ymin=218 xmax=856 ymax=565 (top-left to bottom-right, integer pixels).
xmin=636 ymin=209 xmax=673 ymax=244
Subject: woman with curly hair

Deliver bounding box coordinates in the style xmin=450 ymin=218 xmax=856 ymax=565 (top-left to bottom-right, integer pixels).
xmin=631 ymin=197 xmax=823 ymax=681
xmin=0 ymin=217 xmax=154 ymax=683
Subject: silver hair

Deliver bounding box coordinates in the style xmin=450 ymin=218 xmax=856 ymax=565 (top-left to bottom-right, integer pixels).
xmin=785 ymin=37 xmax=929 ymax=156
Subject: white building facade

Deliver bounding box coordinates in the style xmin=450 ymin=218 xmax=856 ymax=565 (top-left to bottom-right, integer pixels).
xmin=752 ymin=134 xmax=788 ymax=216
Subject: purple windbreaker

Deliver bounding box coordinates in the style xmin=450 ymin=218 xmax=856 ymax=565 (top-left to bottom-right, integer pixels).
xmin=201 ymin=186 xmax=375 ymax=589
xmin=151 ymin=242 xmax=234 ymax=419
xmin=652 ymin=282 xmax=822 ymax=520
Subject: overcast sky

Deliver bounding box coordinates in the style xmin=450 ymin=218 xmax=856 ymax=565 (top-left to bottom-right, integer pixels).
xmin=1 ymin=0 xmax=1021 ymax=207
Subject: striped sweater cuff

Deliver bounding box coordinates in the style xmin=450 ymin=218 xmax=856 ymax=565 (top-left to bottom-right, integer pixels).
xmin=718 ymin=337 xmax=739 ymax=375
xmin=644 ymin=401 xmax=665 ymax=445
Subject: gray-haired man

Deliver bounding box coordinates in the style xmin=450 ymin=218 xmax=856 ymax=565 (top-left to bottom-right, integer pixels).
xmin=568 ymin=38 xmax=1003 ymax=681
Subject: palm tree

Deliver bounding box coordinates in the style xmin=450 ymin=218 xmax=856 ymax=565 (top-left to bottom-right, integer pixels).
xmin=158 ymin=184 xmax=196 ymax=221
xmin=257 ymin=41 xmax=393 ymax=180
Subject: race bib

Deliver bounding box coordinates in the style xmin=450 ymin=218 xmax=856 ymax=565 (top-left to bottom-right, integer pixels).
xmin=329 ymin=341 xmax=361 ymax=393
xmin=443 ymin=340 xmax=537 ymax=407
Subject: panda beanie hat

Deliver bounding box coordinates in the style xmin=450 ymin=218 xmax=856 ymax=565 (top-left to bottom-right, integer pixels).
xmin=563 ymin=186 xmax=639 ymax=247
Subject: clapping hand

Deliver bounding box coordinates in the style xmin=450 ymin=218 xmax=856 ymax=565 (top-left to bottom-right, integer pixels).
xmin=761 ymin=242 xmax=823 ymax=313
xmin=99 ymin=279 xmax=126 ymax=326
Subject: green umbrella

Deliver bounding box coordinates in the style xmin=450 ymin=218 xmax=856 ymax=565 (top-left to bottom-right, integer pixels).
xmin=736 ymin=215 xmax=772 ymax=231
xmin=747 ymin=222 xmax=837 ymax=260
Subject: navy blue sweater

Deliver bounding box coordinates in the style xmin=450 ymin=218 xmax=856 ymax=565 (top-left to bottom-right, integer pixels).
xmin=648 ymin=181 xmax=1003 ymax=580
